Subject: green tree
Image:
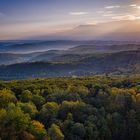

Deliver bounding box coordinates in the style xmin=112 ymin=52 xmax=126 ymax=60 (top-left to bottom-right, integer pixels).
xmin=62 ymin=113 xmax=74 ymax=139
xmin=71 ymin=123 xmax=86 ymax=139
xmin=20 ymin=90 xmax=32 ymax=102
xmin=18 ymin=102 xmax=38 ymax=118
xmin=0 ymin=104 xmax=31 ymax=139
xmin=48 ymin=124 xmax=64 ymax=140
xmin=40 ymin=102 xmax=59 ymax=126
xmin=32 ymin=94 xmax=45 ymax=109
xmin=0 ymin=89 xmax=17 ymax=108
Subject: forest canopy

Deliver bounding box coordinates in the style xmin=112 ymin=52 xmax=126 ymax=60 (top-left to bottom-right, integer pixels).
xmin=0 ymin=75 xmax=140 ymax=140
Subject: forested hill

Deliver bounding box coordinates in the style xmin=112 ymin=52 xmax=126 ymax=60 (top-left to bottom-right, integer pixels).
xmin=0 ymin=76 xmax=140 ymax=140
xmin=0 ymin=50 xmax=140 ymax=80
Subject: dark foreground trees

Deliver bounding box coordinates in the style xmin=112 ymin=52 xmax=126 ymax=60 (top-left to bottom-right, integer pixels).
xmin=0 ymin=76 xmax=140 ymax=140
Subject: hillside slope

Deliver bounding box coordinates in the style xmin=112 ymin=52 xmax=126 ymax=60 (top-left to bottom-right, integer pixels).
xmin=0 ymin=50 xmax=139 ymax=79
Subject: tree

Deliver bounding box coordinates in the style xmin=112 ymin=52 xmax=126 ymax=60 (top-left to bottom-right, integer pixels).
xmin=71 ymin=123 xmax=86 ymax=138
xmin=85 ymin=124 xmax=99 ymax=140
xmin=18 ymin=102 xmax=38 ymax=118
xmin=0 ymin=89 xmax=17 ymax=108
xmin=48 ymin=124 xmax=64 ymax=140
xmin=32 ymin=94 xmax=45 ymax=109
xmin=0 ymin=108 xmax=7 ymax=138
xmin=62 ymin=113 xmax=74 ymax=140
xmin=0 ymin=103 xmax=31 ymax=139
xmin=39 ymin=102 xmax=59 ymax=126
xmin=20 ymin=90 xmax=32 ymax=102
xmin=30 ymin=120 xmax=47 ymax=139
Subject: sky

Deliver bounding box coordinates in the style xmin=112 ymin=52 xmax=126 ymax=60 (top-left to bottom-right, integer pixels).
xmin=0 ymin=0 xmax=140 ymax=40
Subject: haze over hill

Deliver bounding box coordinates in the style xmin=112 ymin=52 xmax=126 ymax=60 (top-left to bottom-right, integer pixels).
xmin=35 ymin=20 xmax=140 ymax=41
xmin=0 ymin=50 xmax=140 ymax=80
xmin=0 ymin=40 xmax=140 ymax=65
xmin=0 ymin=40 xmax=140 ymax=79
xmin=0 ymin=39 xmax=139 ymax=54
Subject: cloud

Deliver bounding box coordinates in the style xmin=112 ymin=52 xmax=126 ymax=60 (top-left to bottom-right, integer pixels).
xmin=69 ymin=12 xmax=88 ymax=16
xmin=130 ymin=4 xmax=137 ymax=7
xmin=103 ymin=14 xmax=114 ymax=17
xmin=101 ymin=10 xmax=114 ymax=17
xmin=129 ymin=4 xmax=140 ymax=9
xmin=105 ymin=5 xmax=120 ymax=9
xmin=86 ymin=20 xmax=98 ymax=25
xmin=136 ymin=17 xmax=140 ymax=19
xmin=112 ymin=15 xmax=136 ymax=21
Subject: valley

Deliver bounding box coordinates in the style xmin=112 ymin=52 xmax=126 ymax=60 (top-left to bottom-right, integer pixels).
xmin=0 ymin=40 xmax=140 ymax=80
